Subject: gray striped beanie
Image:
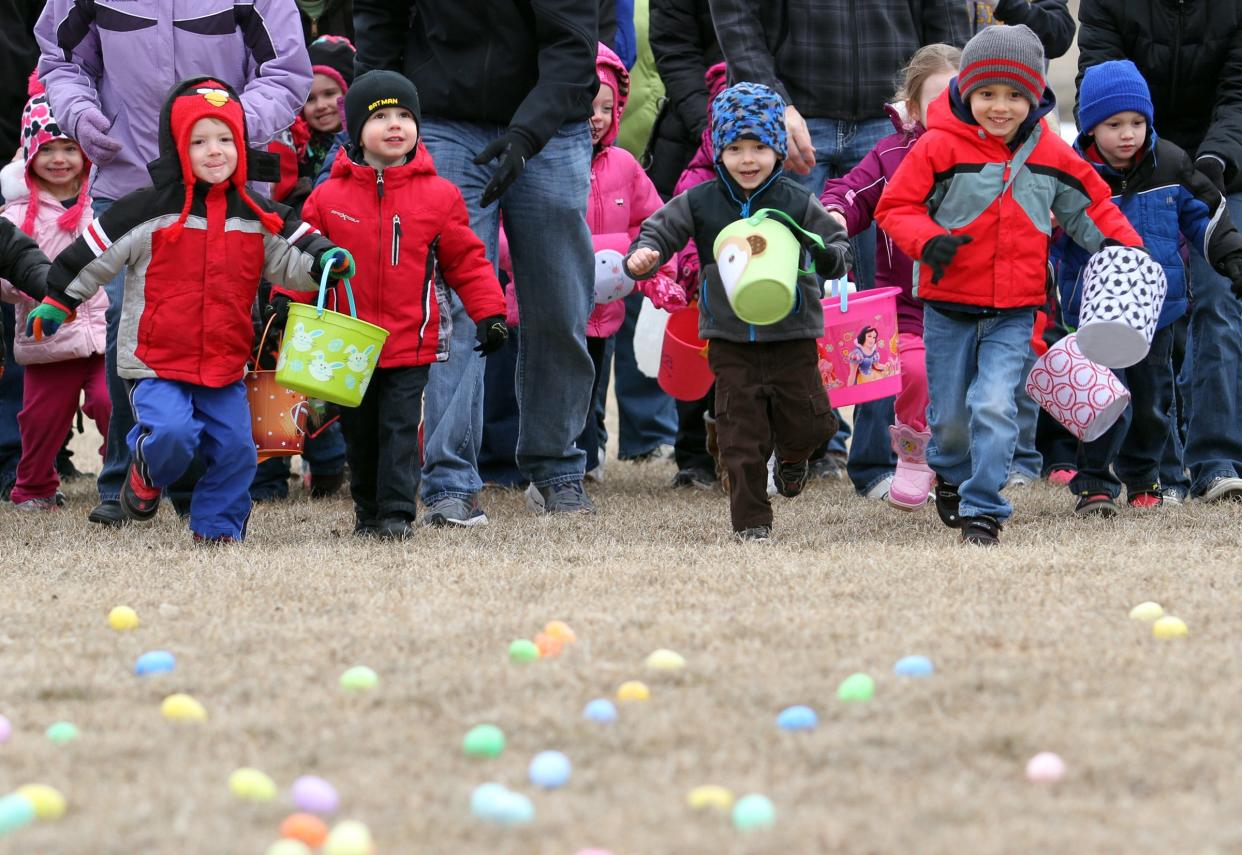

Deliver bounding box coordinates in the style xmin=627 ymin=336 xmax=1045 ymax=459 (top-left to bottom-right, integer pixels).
xmin=958 ymin=24 xmax=1045 ymax=106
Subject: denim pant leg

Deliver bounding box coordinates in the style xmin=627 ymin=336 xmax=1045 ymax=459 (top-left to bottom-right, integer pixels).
xmin=91 ymin=197 xmax=134 ymax=503
xmin=1185 ymin=191 xmax=1242 ymax=493
xmin=613 ymin=290 xmax=677 ymax=457
xmin=1009 ymin=346 xmax=1043 ymax=479
xmin=479 ymin=325 xmax=524 ymax=487
xmin=1157 ymin=316 xmax=1190 ymax=494
xmin=502 ymin=121 xmax=596 ymax=486
xmin=0 ymin=303 xmax=23 ymax=483
xmin=1113 ymin=325 xmax=1176 ymax=495
xmin=924 ymin=307 xmax=977 ymax=489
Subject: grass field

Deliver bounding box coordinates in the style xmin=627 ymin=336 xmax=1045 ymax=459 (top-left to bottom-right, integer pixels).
xmin=3 ymin=426 xmax=1242 ymax=855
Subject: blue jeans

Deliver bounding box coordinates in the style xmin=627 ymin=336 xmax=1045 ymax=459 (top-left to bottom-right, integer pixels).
xmin=0 ymin=303 xmax=23 ymax=485
xmin=794 ymin=116 xmax=895 ymax=489
xmin=925 ymin=305 xmax=1035 ymax=522
xmin=596 ymin=291 xmax=678 ymax=458
xmin=1183 ymin=192 xmax=1242 ymax=495
xmin=93 ymin=197 xmax=131 ymax=503
xmin=419 ymin=117 xmax=595 ymax=502
xmin=1010 ymin=347 xmax=1043 ymax=480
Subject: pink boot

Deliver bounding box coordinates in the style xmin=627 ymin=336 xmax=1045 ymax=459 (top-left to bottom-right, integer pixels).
xmin=888 ymin=424 xmax=935 ymax=511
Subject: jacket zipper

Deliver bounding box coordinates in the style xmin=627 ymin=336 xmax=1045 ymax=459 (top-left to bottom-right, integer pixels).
xmin=419 ymin=235 xmax=441 ymax=358
xmin=376 ymin=169 xmax=385 ymax=324
xmin=391 ymin=214 xmax=402 ymax=267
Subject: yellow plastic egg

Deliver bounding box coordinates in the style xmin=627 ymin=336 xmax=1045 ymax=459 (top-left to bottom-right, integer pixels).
xmin=161 ymin=693 xmax=207 ymax=722
xmin=16 ymin=784 xmax=66 ymax=820
xmin=616 ymin=680 xmax=650 ymax=702
xmin=265 ymin=841 xmax=312 ymax=855
xmin=108 ymin=606 xmax=139 ymax=631
xmin=1129 ymin=602 xmax=1164 ymax=622
xmin=228 ymin=767 xmax=277 ymax=802
xmin=644 ymin=648 xmax=686 ymax=671
xmin=1153 ymin=616 xmax=1188 ymax=639
xmin=686 ymin=785 xmax=734 ymax=812
xmin=323 ymin=819 xmax=375 ymax=855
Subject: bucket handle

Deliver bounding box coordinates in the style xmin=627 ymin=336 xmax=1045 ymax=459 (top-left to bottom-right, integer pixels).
xmin=251 ymin=310 xmax=280 ymax=370
xmin=747 ymin=208 xmax=850 ymax=313
xmin=317 ymin=248 xmax=358 ymax=319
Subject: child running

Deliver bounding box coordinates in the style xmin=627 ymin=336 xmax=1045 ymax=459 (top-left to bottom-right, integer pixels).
xmin=27 ymin=78 xmax=349 ymax=543
xmin=626 ymin=82 xmax=851 ymax=542
xmin=875 ymin=25 xmax=1143 ymax=546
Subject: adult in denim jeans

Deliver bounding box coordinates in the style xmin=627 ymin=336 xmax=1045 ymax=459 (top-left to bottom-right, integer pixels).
xmin=0 ymin=305 xmax=22 ymax=498
xmin=354 ymin=0 xmax=600 ymax=522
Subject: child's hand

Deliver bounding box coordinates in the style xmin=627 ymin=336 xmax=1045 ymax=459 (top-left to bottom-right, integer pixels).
xmin=626 ymin=248 xmax=660 ymax=278
xmin=320 ymin=248 xmax=355 ymax=279
xmin=921 ymin=234 xmax=972 ymax=283
xmin=27 ymin=299 xmax=73 ymax=340
xmin=648 ymin=279 xmax=689 ymax=312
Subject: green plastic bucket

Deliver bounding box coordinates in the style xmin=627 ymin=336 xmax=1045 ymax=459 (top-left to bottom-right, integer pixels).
xmin=275 ymin=252 xmax=389 ymax=407
xmin=712 ymin=208 xmax=822 ymax=326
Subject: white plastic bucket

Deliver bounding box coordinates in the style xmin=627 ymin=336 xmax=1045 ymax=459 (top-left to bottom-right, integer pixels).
xmin=1077 ymin=245 xmax=1167 ymax=368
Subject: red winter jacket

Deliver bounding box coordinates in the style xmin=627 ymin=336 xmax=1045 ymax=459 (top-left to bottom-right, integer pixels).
xmin=875 ymin=86 xmax=1142 ymax=310
xmin=296 ymin=145 xmax=506 ymax=367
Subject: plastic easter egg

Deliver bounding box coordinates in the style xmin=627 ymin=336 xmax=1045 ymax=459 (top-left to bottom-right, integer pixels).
xmin=108 ymin=606 xmax=139 ymax=631
xmin=1025 ymin=752 xmax=1066 ymax=783
xmin=323 ymin=819 xmax=375 ymax=855
xmin=1129 ymin=602 xmax=1164 ymax=622
xmin=583 ymin=699 xmax=618 ymax=723
xmin=291 ymin=775 xmax=339 ymax=815
xmin=339 ymin=666 xmax=379 ymax=692
xmin=837 ymin=673 xmax=875 ymax=702
xmin=135 ymin=650 xmax=176 ymax=676
xmin=281 ymin=812 xmax=329 ymax=847
xmin=776 ymin=705 xmax=818 ymax=731
xmin=617 ymin=680 xmax=650 ymax=702
xmin=491 ymin=791 xmax=534 ymax=825
xmin=45 ymin=722 xmax=78 ymax=744
xmin=161 ymin=693 xmax=207 ymax=722
xmin=265 ymin=841 xmax=312 ymax=855
xmin=731 ymin=794 xmax=775 ymax=830
xmin=0 ymin=714 xmax=10 ymax=744
xmin=528 ymin=750 xmax=572 ymax=789
xmin=686 ymin=785 xmax=734 ymax=812
xmin=0 ymin=793 xmax=35 ymax=835
xmin=893 ymin=655 xmax=934 ymax=677
xmin=534 ymin=632 xmax=564 ymax=658
xmin=463 ymin=724 xmax=505 ymax=758
xmin=470 ymin=783 xmax=510 ymax=817
xmin=16 ymin=785 xmax=66 ymax=820
xmin=644 ymin=649 xmax=686 ymax=671
xmin=508 ymin=639 xmax=540 ymax=663
xmin=158 ymin=603 xmax=181 ymax=620
xmin=228 ymin=767 xmax=277 ymax=802
xmin=1153 ymin=616 xmax=1188 ymax=639
xmin=544 ymin=620 xmax=577 ymax=643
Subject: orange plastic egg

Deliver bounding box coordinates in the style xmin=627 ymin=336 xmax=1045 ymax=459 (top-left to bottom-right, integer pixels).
xmin=543 ymin=620 xmax=577 ymax=644
xmin=534 ymin=632 xmax=564 ymax=658
xmin=280 ymin=812 xmax=329 ymax=847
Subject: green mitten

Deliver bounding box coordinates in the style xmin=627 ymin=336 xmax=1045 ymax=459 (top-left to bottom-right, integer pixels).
xmin=321 ymin=248 xmax=355 ymax=279
xmin=26 ymin=299 xmax=72 ymax=340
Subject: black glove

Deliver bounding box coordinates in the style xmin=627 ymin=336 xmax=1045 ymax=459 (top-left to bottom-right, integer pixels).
xmin=1102 ymin=239 xmax=1150 ymax=256
xmin=921 ymin=234 xmax=972 ymax=283
xmin=474 ymin=315 xmax=509 ymax=356
xmin=266 ymin=293 xmax=292 ymax=328
xmin=810 ymin=243 xmax=848 ymax=280
xmin=472 ymin=130 xmax=538 ymax=208
xmin=1197 ymin=155 xmax=1227 ymax=195
xmin=1224 ymin=253 xmax=1242 ymax=300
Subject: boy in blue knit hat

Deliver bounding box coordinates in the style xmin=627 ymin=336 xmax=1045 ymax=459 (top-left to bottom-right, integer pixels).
xmin=1055 ymin=59 xmax=1242 ymax=515
xmin=625 ymin=82 xmax=852 ymax=541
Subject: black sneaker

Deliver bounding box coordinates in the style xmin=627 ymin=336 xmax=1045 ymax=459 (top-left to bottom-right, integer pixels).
xmin=773 ymin=458 xmax=809 ymax=498
xmin=735 ymin=525 xmax=772 ymax=542
xmin=120 ymin=464 xmax=161 ymax=521
xmin=934 ymin=478 xmax=962 ymax=529
xmin=525 ymin=481 xmax=596 ymax=515
xmin=377 ymin=516 xmax=414 ymax=539
xmin=309 ymin=471 xmax=344 ymax=499
xmin=960 ymin=515 xmax=1001 ymax=546
xmin=671 ymin=467 xmax=716 ymax=490
xmin=1074 ymin=493 xmax=1118 ymax=518
xmin=88 ymin=499 xmax=128 ymax=527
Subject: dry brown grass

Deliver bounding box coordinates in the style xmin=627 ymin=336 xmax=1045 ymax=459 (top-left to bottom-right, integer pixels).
xmin=4 ymin=426 xmax=1242 ymax=855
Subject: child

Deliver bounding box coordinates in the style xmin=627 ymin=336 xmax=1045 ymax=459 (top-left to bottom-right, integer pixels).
xmin=821 ymin=44 xmax=960 ymax=511
xmin=1 ymin=81 xmax=108 ymax=511
xmin=290 ymin=70 xmax=507 ymax=538
xmin=28 ymin=77 xmax=349 ymax=543
xmin=1054 ymin=60 xmax=1242 ymax=515
xmin=875 ymin=25 xmax=1143 ymax=546
xmin=626 ymin=82 xmax=851 ymax=542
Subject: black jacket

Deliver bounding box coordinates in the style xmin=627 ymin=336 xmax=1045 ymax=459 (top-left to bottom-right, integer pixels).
xmin=298 ymin=0 xmax=355 ymax=42
xmin=0 ymin=217 xmax=51 ymax=371
xmin=971 ymin=0 xmax=1075 ymax=60
xmin=0 ymin=0 xmax=42 ymax=164
xmin=1077 ymin=0 xmax=1242 ymax=191
xmin=352 ymin=0 xmax=598 ymax=154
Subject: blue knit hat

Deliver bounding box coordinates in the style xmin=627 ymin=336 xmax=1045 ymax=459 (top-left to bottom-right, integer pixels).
xmin=1079 ymin=60 xmax=1154 ymax=135
xmin=711 ymin=82 xmax=787 ymax=161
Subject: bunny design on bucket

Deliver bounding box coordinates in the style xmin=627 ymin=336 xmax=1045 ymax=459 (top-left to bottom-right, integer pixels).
xmin=308 ymin=350 xmax=344 ymax=383
xmin=345 ymin=343 xmax=375 ymax=373
xmin=593 ymin=249 xmax=636 ymax=305
xmin=289 ymin=321 xmax=324 ymax=353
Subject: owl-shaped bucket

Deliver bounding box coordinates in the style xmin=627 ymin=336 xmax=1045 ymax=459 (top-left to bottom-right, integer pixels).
xmin=1077 ymin=245 xmax=1167 ymax=368
xmin=712 ymin=210 xmax=803 ymax=325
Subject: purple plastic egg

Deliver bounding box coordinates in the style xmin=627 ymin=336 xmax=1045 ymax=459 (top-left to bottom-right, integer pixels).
xmin=290 ymin=775 xmax=339 ymax=815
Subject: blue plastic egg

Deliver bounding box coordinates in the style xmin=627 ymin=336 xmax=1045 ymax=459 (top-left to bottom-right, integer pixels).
xmin=776 ymin=705 xmax=818 ymax=731
xmin=583 ymin=699 xmax=617 ymax=723
xmin=528 ymin=750 xmax=572 ymax=789
xmin=893 ymin=655 xmax=934 ymax=677
xmin=134 ymin=650 xmax=176 ymax=676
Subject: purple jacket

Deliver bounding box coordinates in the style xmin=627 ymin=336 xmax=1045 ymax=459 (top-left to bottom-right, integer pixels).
xmin=820 ymin=104 xmax=924 ymax=335
xmin=35 ymin=0 xmax=312 ymax=200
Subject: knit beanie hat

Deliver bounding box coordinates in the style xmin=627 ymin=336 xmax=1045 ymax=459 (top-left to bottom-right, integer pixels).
xmin=1078 ymin=60 xmax=1154 ymax=135
xmin=710 ymin=82 xmax=787 ymax=161
xmin=19 ymin=71 xmax=91 ymax=237
xmin=309 ymin=35 xmax=355 ymax=93
xmin=958 ymin=24 xmax=1046 ymax=107
xmin=344 ymin=70 xmax=421 ymax=151
xmin=165 ymin=80 xmax=283 ymax=240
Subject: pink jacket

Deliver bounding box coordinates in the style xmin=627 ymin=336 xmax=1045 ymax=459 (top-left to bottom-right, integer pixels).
xmin=0 ymin=165 xmax=107 ymax=365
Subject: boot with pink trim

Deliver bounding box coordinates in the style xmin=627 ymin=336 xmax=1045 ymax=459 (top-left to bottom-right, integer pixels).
xmin=888 ymin=423 xmax=935 ymax=511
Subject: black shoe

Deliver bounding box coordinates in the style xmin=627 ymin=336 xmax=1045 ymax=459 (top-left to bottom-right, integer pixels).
xmin=934 ymin=478 xmax=962 ymax=529
xmin=377 ymin=516 xmax=414 ymax=540
xmin=671 ymin=467 xmax=715 ymax=490
xmin=809 ymin=453 xmax=848 ymax=481
xmin=735 ymin=525 xmax=772 ymax=542
xmin=774 ymin=458 xmax=810 ymax=498
xmin=1074 ymin=492 xmax=1118 ymax=517
xmin=120 ymin=464 xmax=161 ymax=521
xmin=309 ymin=471 xmax=344 ymax=499
xmin=960 ymin=515 xmax=1001 ymax=546
xmin=88 ymin=499 xmax=129 ymax=527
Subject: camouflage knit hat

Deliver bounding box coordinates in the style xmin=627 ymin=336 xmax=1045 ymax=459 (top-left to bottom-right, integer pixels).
xmin=710 ymin=82 xmax=787 ymax=161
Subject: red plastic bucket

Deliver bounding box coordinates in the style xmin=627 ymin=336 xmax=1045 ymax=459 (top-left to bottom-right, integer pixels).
xmin=658 ymin=307 xmax=714 ymax=401
xmin=818 ymin=285 xmax=903 ymax=407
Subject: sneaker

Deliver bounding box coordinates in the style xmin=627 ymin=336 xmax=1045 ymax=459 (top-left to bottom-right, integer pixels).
xmin=377 ymin=516 xmax=414 ymax=540
xmin=1075 ymin=492 xmax=1118 ymax=517
xmin=622 ymin=444 xmax=674 ymax=463
xmin=309 ymin=471 xmax=344 ymax=499
xmin=120 ymin=464 xmax=161 ymax=521
xmin=1161 ymin=487 xmax=1186 ymax=506
xmin=191 ymin=532 xmax=238 ymax=546
xmin=13 ymin=496 xmax=59 ymax=511
xmin=354 ymin=520 xmax=379 ymax=537
xmin=1046 ymin=467 xmax=1077 ymax=487
xmin=88 ymin=499 xmax=128 ymax=527
xmin=1197 ymin=475 xmax=1242 ymax=503
xmin=863 ymin=474 xmax=894 ymax=502
xmin=933 ymin=478 xmax=962 ymax=529
xmin=1127 ymin=491 xmax=1163 ymax=509
xmin=773 ymin=458 xmax=809 ymax=498
xmin=1004 ymin=471 xmax=1035 ymax=489
xmin=960 ymin=515 xmax=1001 ymax=546
xmin=735 ymin=525 xmax=772 ymax=542
xmin=525 ymin=481 xmax=596 ymax=515
xmin=888 ymin=424 xmax=934 ymax=511
xmin=423 ymin=495 xmax=489 ymax=527
xmin=809 ymin=453 xmax=848 ymax=481
xmin=585 ymin=463 xmax=605 ymax=484
xmin=671 ymin=467 xmax=715 ymax=490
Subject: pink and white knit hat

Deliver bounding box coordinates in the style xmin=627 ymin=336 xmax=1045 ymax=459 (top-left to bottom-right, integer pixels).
xmin=19 ymin=72 xmax=91 ymax=236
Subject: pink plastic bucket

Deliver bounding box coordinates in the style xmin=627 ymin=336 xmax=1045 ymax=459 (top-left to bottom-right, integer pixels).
xmin=1025 ymin=333 xmax=1130 ymax=442
xmin=658 ymin=308 xmax=714 ymax=401
xmin=818 ymin=286 xmax=903 ymax=407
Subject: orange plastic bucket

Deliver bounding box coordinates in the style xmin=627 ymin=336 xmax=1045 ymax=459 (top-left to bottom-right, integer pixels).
xmin=247 ymin=370 xmax=310 ymax=461
xmin=658 ymin=307 xmax=714 ymax=401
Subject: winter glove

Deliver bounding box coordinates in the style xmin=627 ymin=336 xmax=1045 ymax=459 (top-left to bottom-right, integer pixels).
xmin=645 ymin=278 xmax=689 ymax=312
xmin=810 ymin=243 xmax=849 ymax=280
xmin=1223 ymin=252 xmax=1242 ymax=300
xmin=320 ymin=248 xmax=355 ymax=279
xmin=473 ymin=130 xmax=537 ymax=208
xmin=75 ymin=108 xmax=124 ymax=166
xmin=474 ymin=314 xmax=509 ymax=355
xmin=266 ymin=293 xmax=292 ymax=327
xmin=1197 ymin=155 xmax=1227 ymax=195
xmin=921 ymin=234 xmax=972 ymax=283
xmin=26 ymin=298 xmax=72 ymax=340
